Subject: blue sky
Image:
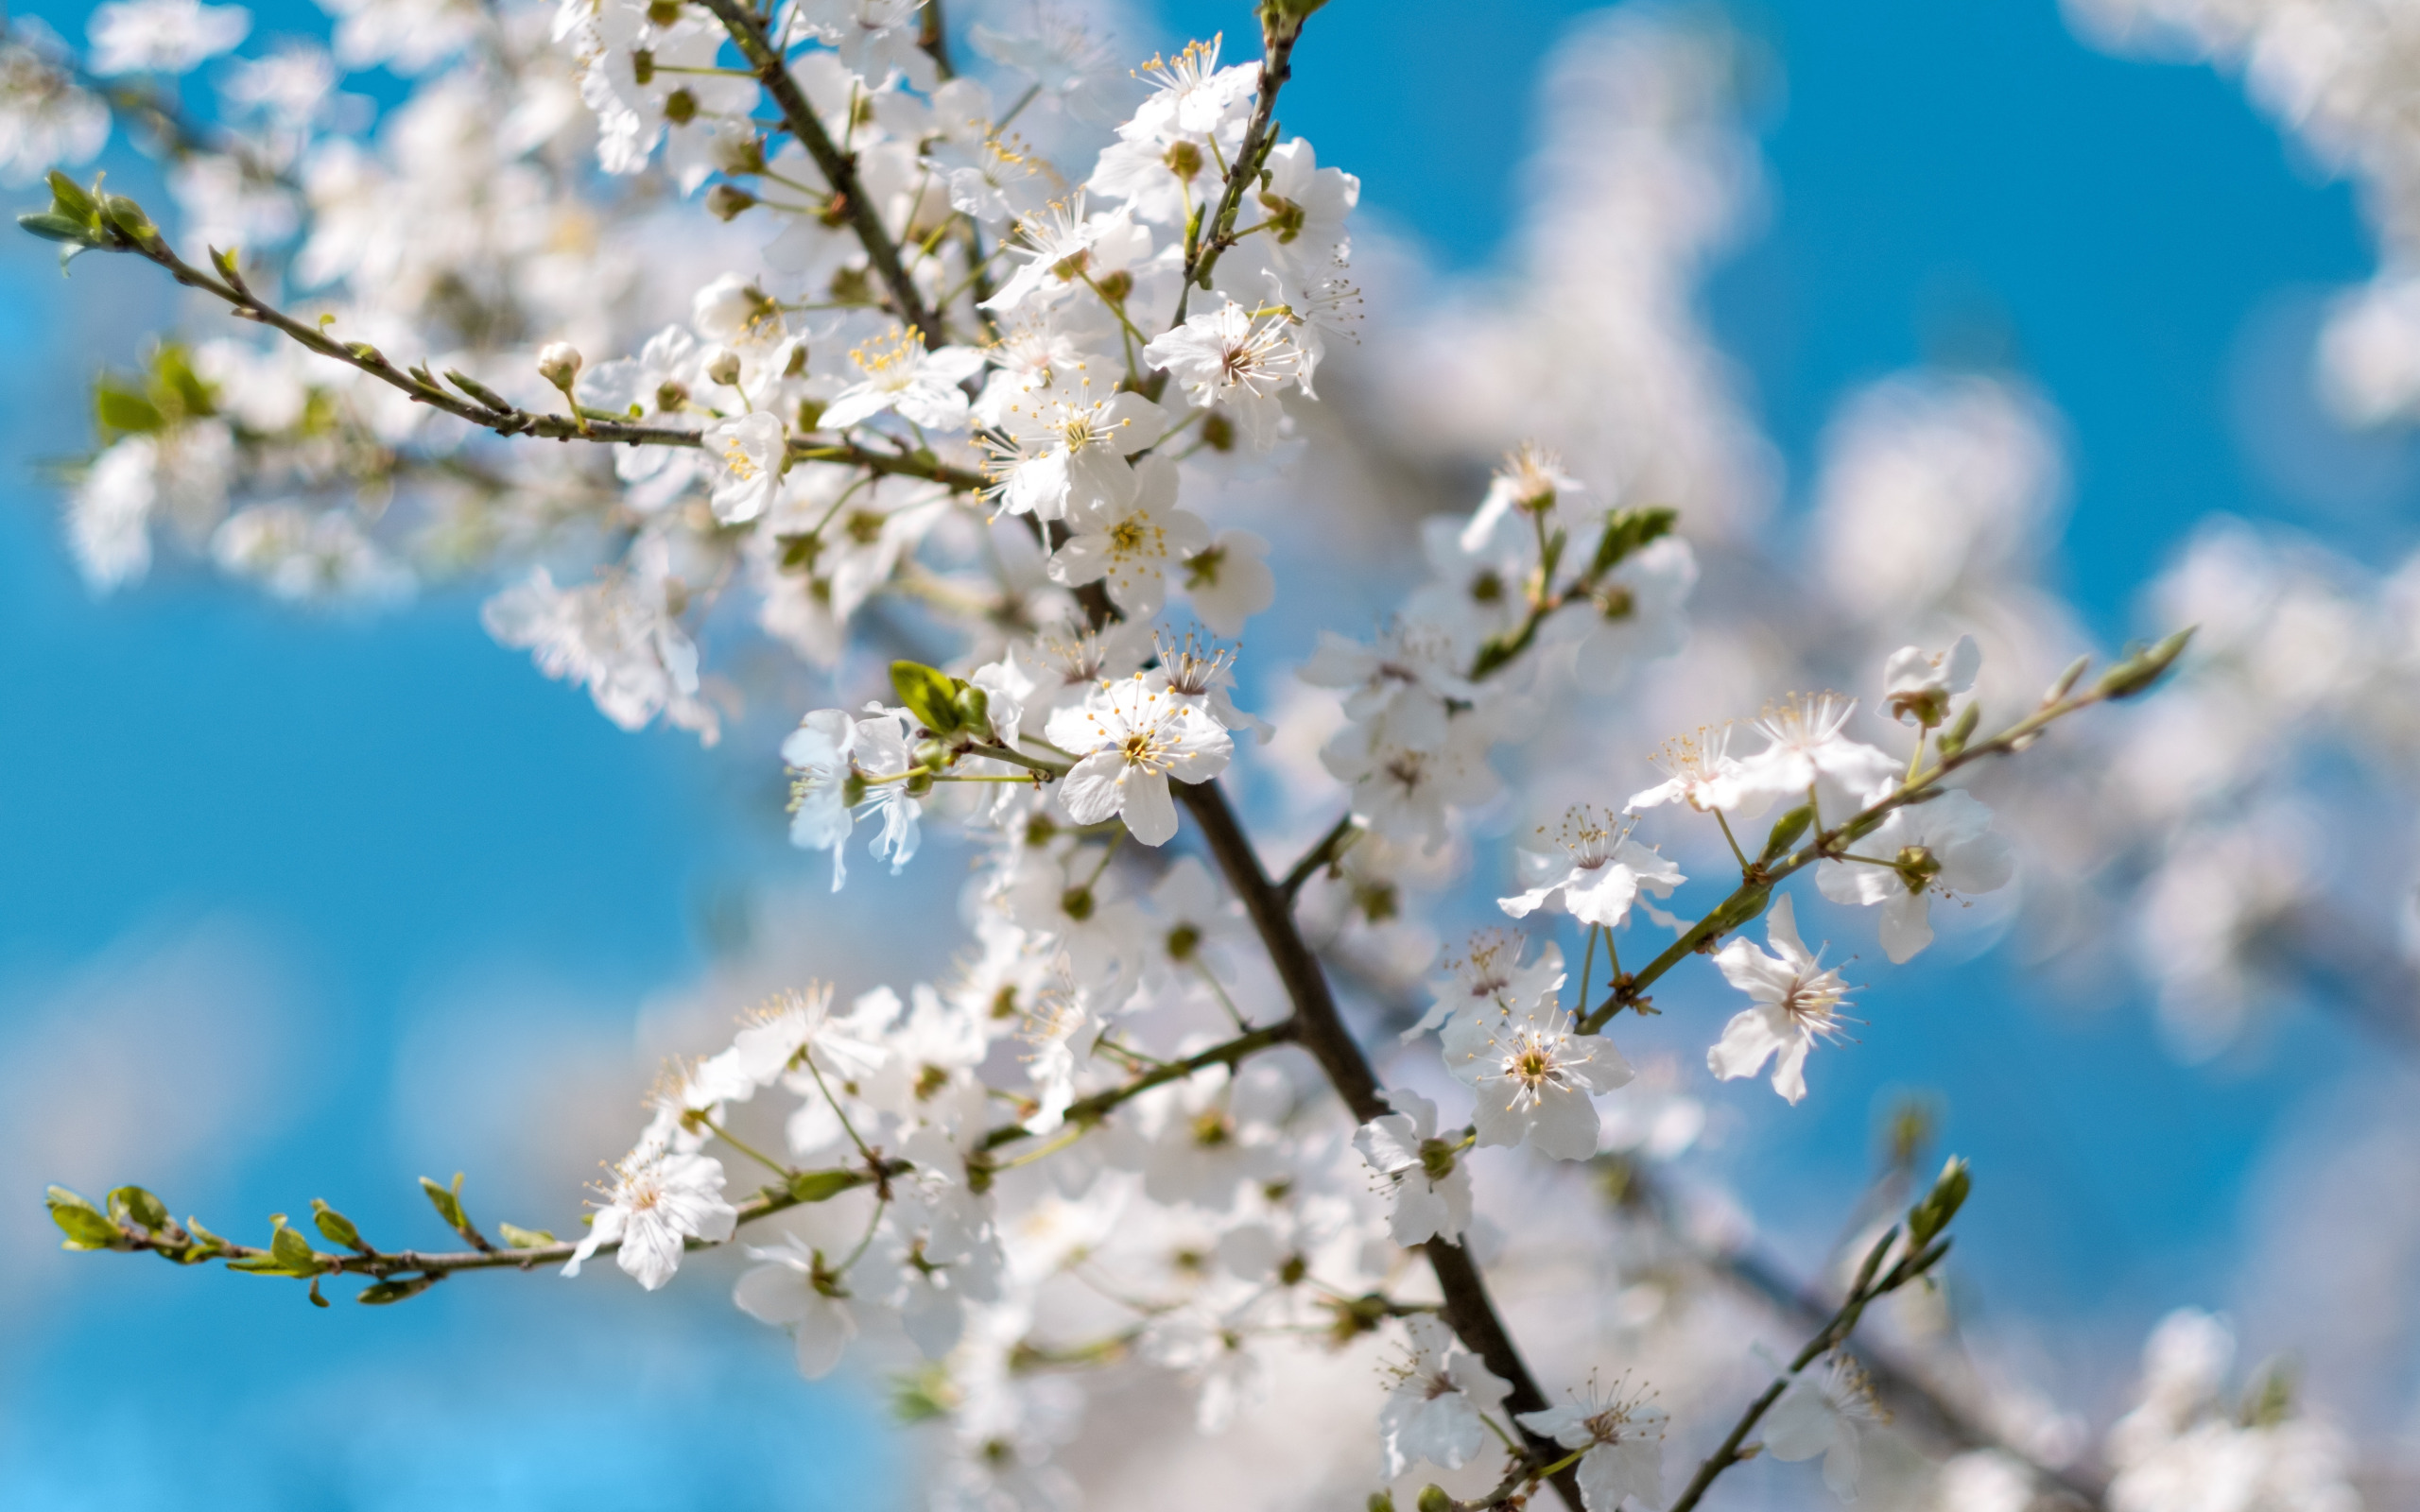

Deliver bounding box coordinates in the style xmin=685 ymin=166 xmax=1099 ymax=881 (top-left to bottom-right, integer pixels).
xmin=1 ymin=0 xmax=2409 ymax=1503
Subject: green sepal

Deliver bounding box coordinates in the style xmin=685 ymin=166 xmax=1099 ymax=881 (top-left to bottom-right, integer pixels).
xmin=890 ymin=660 xmax=963 ymax=737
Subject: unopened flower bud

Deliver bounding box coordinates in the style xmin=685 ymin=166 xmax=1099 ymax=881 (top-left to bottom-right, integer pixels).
xmin=706 ymin=183 xmax=756 ymax=221
xmin=1414 ymin=1486 xmax=1454 ymax=1512
xmin=703 ymin=346 xmax=742 ymax=387
xmin=2097 ymin=627 xmax=2194 ymax=700
xmin=1904 ymin=1155 xmax=1969 ymax=1251
xmin=1367 ymin=1494 xmax=1397 ymax=1512
xmin=536 ymin=341 xmax=582 ymax=390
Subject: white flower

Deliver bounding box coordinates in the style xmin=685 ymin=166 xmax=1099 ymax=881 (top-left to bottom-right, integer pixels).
xmin=987 ymin=385 xmax=1170 ymax=523
xmin=1044 ymin=673 xmax=1233 ymax=845
xmin=818 ymin=326 xmax=987 ymax=433
xmin=1322 ymin=710 xmax=1499 ymax=850
xmin=983 ymin=195 xmax=1151 ymax=317
xmin=1499 ymin=807 xmax=1685 ymax=930
xmin=1462 ymin=441 xmax=1583 ymax=553
xmin=1883 ymin=634 xmax=1981 ymax=727
xmin=1443 ymin=997 xmax=1634 ymax=1160
xmin=1141 ymin=300 xmax=1313 ymax=449
xmin=1764 ymin=1355 xmax=1883 ymax=1502
xmin=1406 ymin=931 xmax=1565 ymax=1041
xmin=1517 ymin=1383 xmax=1668 ymax=1512
xmin=1181 ymin=529 xmax=1276 ymax=637
xmin=781 ymin=706 xmax=923 ymax=888
xmin=562 ymin=1142 xmax=737 ymax=1291
xmin=1128 ymin=36 xmax=1256 ymax=140
xmin=1380 ymin=1314 xmax=1513 ymax=1478
xmin=1047 ymin=454 xmax=1211 ymax=618
xmin=88 ymin=0 xmax=250 ymax=76
xmin=1816 ymin=789 xmax=2013 ymax=963
xmin=1734 ymin=692 xmax=1903 ymax=816
xmin=1567 ymin=535 xmax=1697 ymax=692
xmin=1627 ymin=725 xmax=1765 ymax=817
xmin=1353 ymin=1088 xmax=1472 ymax=1246
xmin=1706 ymin=894 xmax=1855 ymax=1105
xmin=481 ymin=536 xmax=717 ymax=743
xmin=733 ymin=1233 xmax=858 ymax=1378
xmin=704 ymin=409 xmax=786 ymax=524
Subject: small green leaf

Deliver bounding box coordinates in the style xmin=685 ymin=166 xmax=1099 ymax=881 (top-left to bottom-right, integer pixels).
xmin=108 ymin=1185 xmax=170 ymax=1232
xmin=787 ymin=1168 xmax=860 ymax=1204
xmin=46 ymin=1187 xmax=121 ymax=1250
xmin=1904 ymin=1155 xmax=1971 ymax=1252
xmin=17 ymin=211 xmax=93 ymax=244
xmin=356 ymin=1272 xmax=444 ymax=1306
xmin=310 ymin=1198 xmax=364 ymax=1251
xmin=2098 ymin=627 xmax=2195 ymax=701
xmin=420 ymin=1174 xmax=468 ymax=1232
xmin=95 ymin=383 xmax=163 ymax=435
xmin=890 ymin=661 xmax=963 ymax=737
xmin=1585 ymin=506 xmax=1678 ymax=579
xmin=498 ymin=1223 xmax=556 ymax=1249
xmin=268 ymin=1216 xmax=320 ymax=1274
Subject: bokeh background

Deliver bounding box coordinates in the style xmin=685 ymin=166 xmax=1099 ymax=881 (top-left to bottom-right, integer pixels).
xmin=4 ymin=0 xmax=2416 ymax=1504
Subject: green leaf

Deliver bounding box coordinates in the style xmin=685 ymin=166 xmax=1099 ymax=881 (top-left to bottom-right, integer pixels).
xmin=44 ymin=170 xmax=95 ymax=219
xmin=498 ymin=1222 xmax=556 ymax=1249
xmin=108 ymin=1185 xmax=169 ymax=1232
xmin=310 ymin=1198 xmax=363 ymax=1251
xmin=46 ymin=1187 xmax=120 ymax=1250
xmin=356 ymin=1272 xmax=443 ymax=1306
xmin=17 ymin=211 xmax=94 ymax=244
xmin=2098 ymin=627 xmax=2195 ymax=701
xmin=148 ymin=343 xmax=216 ymax=422
xmin=95 ymin=383 xmax=163 ymax=435
xmin=890 ymin=661 xmax=962 ymax=737
xmin=268 ymin=1216 xmax=320 ymax=1274
xmin=1586 ymin=506 xmax=1678 ymax=579
xmin=420 ymin=1173 xmax=468 ymax=1232
xmin=1904 ymin=1155 xmax=1971 ymax=1252
xmin=98 ymin=193 xmax=155 ymax=243
xmin=787 ymin=1168 xmax=860 ymax=1204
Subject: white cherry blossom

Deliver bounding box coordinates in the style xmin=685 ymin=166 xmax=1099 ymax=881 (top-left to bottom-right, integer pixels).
xmin=562 ymin=1141 xmax=737 ymax=1291
xmin=1443 ymin=997 xmax=1634 ymax=1160
xmin=1047 ymin=455 xmax=1211 ymax=618
xmin=1044 ymin=673 xmax=1233 ymax=846
xmin=1499 ymin=806 xmax=1685 ymax=930
xmin=1380 ymin=1314 xmax=1513 ymax=1477
xmin=1706 ymin=893 xmax=1856 ymax=1104
xmin=818 ymin=327 xmax=987 ymax=433
xmin=1353 ymin=1087 xmax=1472 ymax=1246
xmin=1517 ymin=1383 xmax=1668 ymax=1512
xmin=733 ymin=1234 xmax=858 ymax=1379
xmin=1816 ymin=788 xmax=2014 ymax=963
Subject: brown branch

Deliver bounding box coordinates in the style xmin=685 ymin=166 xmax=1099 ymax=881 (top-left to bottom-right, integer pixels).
xmin=1178 ymin=778 xmax=1582 ymax=1511
xmin=112 ymin=233 xmax=988 ymax=492
xmin=700 ymin=0 xmax=942 ymax=345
